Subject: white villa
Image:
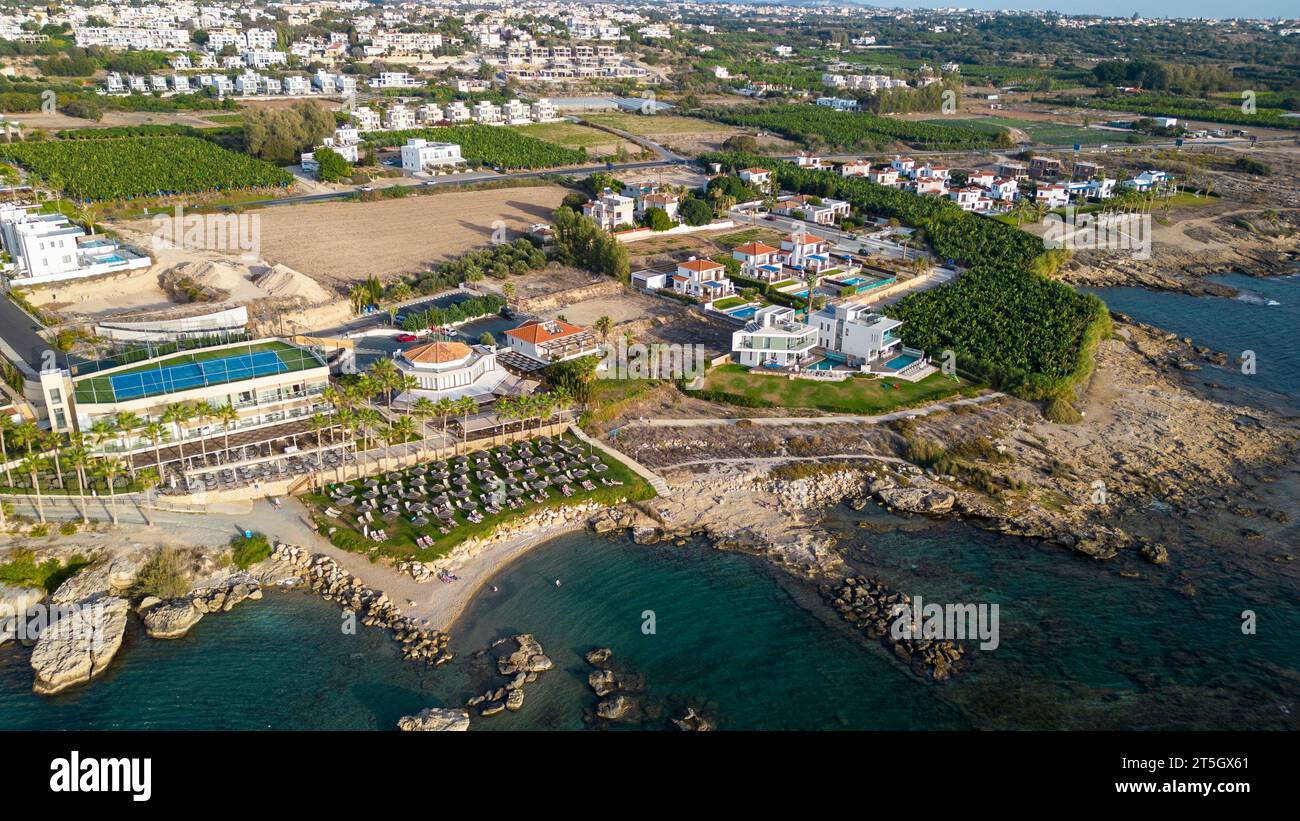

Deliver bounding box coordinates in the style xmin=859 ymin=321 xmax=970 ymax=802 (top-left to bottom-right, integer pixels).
xmin=772 ymin=194 xmax=851 ymax=226
xmin=731 ymin=306 xmax=819 ymax=368
xmin=301 ymin=125 xmax=362 ymax=173
xmin=671 ymin=258 xmax=735 ymax=301
xmin=583 ymin=189 xmax=635 ymax=231
xmin=392 ymin=340 xmax=508 ymax=402
xmin=400 ymin=138 xmax=464 ymax=172
xmin=732 ymin=241 xmax=784 ymax=280
xmin=0 ymin=204 xmax=150 ymax=286
xmin=781 ymin=232 xmax=834 ymax=273
xmin=738 ymin=167 xmax=772 ymax=187
xmin=811 ymin=303 xmax=905 ymax=367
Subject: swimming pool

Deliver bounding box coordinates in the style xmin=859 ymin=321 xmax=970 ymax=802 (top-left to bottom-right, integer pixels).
xmin=728 ymin=306 xmax=757 ymax=320
xmin=838 ymin=276 xmax=866 ymax=286
xmin=884 ymin=353 xmax=919 ymax=370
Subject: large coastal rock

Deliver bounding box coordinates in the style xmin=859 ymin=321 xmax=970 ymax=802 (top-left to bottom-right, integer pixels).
xmin=496 ymin=634 xmax=553 ymax=675
xmin=875 ymin=486 xmax=957 ymax=515
xmin=50 ymin=554 xmax=142 ymax=605
xmin=0 ymin=584 xmax=47 ymax=648
xmin=397 ymin=707 xmax=470 ymax=731
xmin=191 ymin=581 xmax=262 ymax=614
xmin=30 ymin=597 xmax=129 ymax=695
xmin=596 ymin=694 xmax=632 ymax=720
xmin=141 ymin=599 xmax=204 ymax=639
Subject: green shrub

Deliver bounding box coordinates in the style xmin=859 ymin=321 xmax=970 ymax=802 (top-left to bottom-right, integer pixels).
xmin=230 ymin=532 xmax=271 ymax=570
xmin=1044 ymin=397 xmax=1082 ymax=424
xmin=131 ymin=548 xmax=190 ymax=600
xmin=58 ymin=521 xmax=78 ymax=536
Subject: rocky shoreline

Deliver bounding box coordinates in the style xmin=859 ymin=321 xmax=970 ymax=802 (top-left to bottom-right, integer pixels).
xmin=269 ymin=543 xmax=452 ymax=666
xmin=0 ymin=548 xmax=268 ymax=696
xmin=822 ymin=576 xmax=967 ymax=681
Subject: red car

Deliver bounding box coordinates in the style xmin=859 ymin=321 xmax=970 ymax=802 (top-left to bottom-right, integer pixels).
xmin=395 ymin=333 xmax=417 ymax=343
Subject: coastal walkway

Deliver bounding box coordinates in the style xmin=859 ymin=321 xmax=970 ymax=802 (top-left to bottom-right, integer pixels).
xmin=634 ymin=391 xmax=1006 ymax=428
xmin=570 ymin=424 xmax=671 ymax=497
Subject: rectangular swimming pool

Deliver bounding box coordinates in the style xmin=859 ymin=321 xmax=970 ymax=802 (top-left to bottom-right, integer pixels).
xmin=727 ymin=306 xmax=757 ymax=320
xmin=884 ymin=353 xmax=919 ymax=370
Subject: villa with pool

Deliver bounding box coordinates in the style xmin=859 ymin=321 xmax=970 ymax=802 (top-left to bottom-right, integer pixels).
xmin=729 ymin=302 xmax=932 ymax=380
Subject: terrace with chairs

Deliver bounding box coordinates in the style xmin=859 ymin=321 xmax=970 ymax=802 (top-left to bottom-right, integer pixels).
xmin=308 ymin=431 xmax=640 ymax=558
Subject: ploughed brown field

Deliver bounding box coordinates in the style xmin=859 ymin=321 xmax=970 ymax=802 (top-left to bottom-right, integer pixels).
xmin=251 ymin=185 xmax=570 ymax=284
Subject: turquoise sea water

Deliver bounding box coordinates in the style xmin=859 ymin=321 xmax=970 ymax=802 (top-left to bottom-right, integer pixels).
xmin=1084 ymin=272 xmax=1300 ymax=414
xmin=1 ymin=274 xmax=1296 ymax=730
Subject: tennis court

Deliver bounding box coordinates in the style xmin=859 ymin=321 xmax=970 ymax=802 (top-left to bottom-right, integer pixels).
xmin=109 ymin=351 xmax=288 ymax=400
xmin=73 ymin=341 xmax=321 ymax=404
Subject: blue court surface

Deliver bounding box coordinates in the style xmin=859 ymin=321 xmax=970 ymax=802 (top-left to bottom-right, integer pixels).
xmin=108 ymin=350 xmax=288 ymax=400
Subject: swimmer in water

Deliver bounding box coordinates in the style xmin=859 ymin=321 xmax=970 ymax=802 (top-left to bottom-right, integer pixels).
xmin=554 ymin=579 xmax=562 ymax=587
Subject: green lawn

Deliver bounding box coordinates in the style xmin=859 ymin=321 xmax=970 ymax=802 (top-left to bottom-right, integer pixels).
xmin=73 ymin=340 xmax=319 ymax=404
xmin=304 ymin=432 xmax=655 ymax=562
xmin=714 ymin=228 xmax=786 ymax=249
xmin=704 ymin=364 xmax=978 ymax=414
xmin=711 ymin=296 xmax=747 ymax=310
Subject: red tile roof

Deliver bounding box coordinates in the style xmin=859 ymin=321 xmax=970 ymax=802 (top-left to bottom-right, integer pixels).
xmin=504 ymin=318 xmax=586 ymax=344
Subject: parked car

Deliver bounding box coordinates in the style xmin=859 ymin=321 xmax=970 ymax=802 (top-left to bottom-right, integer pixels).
xmin=500 ymin=306 xmax=517 ymax=320
xmin=395 ymin=333 xmax=417 ymax=343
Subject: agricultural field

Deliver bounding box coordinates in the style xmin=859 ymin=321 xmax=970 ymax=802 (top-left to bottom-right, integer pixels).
xmin=361 ymin=124 xmax=588 ymax=169
xmin=508 ymin=121 xmax=639 ymax=158
xmin=0 ymin=136 xmax=292 ymax=200
xmin=697 ymin=105 xmax=1004 ymax=150
xmin=201 ymin=184 xmax=572 ymax=286
xmin=583 ymin=112 xmax=732 ymax=136
xmin=923 ymin=116 xmax=1132 ymax=146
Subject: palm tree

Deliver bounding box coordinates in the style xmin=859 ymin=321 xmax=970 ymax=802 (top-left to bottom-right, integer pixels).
xmin=368 ymin=358 xmax=398 ymax=411
xmin=95 ymin=457 xmax=125 ymax=526
xmin=40 ymin=431 xmax=66 ymax=490
xmin=113 ymin=411 xmax=141 ymax=473
xmin=411 ymin=397 xmax=436 ymax=457
xmin=194 ymin=402 xmax=218 ymax=466
xmin=397 ymin=374 xmax=419 ymax=410
xmin=387 ymin=416 xmax=415 ymax=469
xmin=594 ymin=315 xmax=613 ymax=349
xmin=65 ymin=435 xmax=91 ymax=525
xmin=21 ymin=453 xmax=49 ymax=524
xmin=502 ymin=282 xmax=515 ymax=309
xmin=89 ymin=417 xmax=117 ymax=452
xmin=454 ymin=396 xmax=476 ymax=455
xmin=307 ymin=413 xmax=327 ymax=450
xmin=434 ymin=397 xmax=455 ymax=456
xmin=142 ymin=421 xmax=168 ymax=479
xmin=136 ymin=466 xmax=160 ymax=527
xmin=214 ymin=402 xmax=240 ymax=460
xmin=161 ymin=402 xmax=193 ymax=474
xmin=336 ymin=407 xmax=356 ymax=480
xmin=0 ymin=414 xmax=14 ymax=487
xmin=359 ymin=408 xmax=382 ymax=474
xmin=493 ymin=395 xmax=515 ymax=445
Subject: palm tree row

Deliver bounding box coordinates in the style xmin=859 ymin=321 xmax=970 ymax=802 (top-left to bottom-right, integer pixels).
xmin=0 ymin=414 xmax=165 ymax=528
